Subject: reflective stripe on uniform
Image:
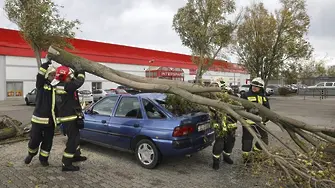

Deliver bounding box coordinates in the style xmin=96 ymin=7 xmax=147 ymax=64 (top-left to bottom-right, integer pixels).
xmin=245 ymin=95 xmax=264 ymax=124
xmin=227 ymin=123 xmax=237 ymax=129
xmin=28 ymin=147 xmax=38 ymax=154
xmin=38 ymin=67 xmax=47 ymax=75
xmin=31 ymin=115 xmax=49 ymax=124
xmin=213 ymin=154 xmax=221 ymax=159
xmin=51 ymin=88 xmax=57 ymax=127
xmin=253 ymin=146 xmax=262 ymax=152
xmin=76 ymin=145 xmax=80 ymax=150
xmin=57 ymin=115 xmax=77 ymax=123
xmin=77 ymin=74 xmax=85 ymax=79
xmin=257 ymin=96 xmax=263 ymax=105
xmin=63 ymin=152 xmax=74 ymax=158
xmin=247 ymin=96 xmax=256 ymax=102
xmin=55 ymin=86 xmax=67 ymax=94
xmin=40 ymin=150 xmax=49 ymax=157
xmin=43 ymin=84 xmax=52 ymax=90
xmin=222 ymin=151 xmax=231 ymax=156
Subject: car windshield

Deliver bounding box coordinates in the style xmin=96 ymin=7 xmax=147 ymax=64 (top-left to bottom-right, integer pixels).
xmin=79 ymin=90 xmax=91 ymax=95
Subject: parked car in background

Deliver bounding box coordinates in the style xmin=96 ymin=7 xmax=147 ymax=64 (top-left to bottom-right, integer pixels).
xmin=230 ymin=85 xmax=239 ymax=94
xmin=93 ymin=89 xmax=129 ymax=102
xmin=92 ymin=89 xmax=109 ymax=102
xmin=81 ymin=94 xmax=215 ymax=169
xmin=307 ymin=82 xmax=335 ymax=89
xmin=78 ymin=90 xmax=94 ymax=105
xmin=25 ymin=88 xmax=37 ymax=105
xmin=267 ymin=85 xmax=281 ymax=95
xmin=239 ymin=84 xmax=250 ymax=95
xmin=117 ymin=85 xmax=141 ymax=95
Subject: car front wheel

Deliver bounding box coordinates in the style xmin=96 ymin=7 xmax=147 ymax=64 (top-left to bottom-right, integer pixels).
xmin=25 ymin=98 xmax=30 ymax=105
xmin=135 ymin=139 xmax=160 ymax=169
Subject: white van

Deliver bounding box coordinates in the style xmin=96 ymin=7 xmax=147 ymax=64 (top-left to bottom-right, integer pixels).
xmin=307 ymin=82 xmax=335 ymax=89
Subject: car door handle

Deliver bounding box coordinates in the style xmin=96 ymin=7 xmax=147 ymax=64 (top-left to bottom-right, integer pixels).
xmin=133 ymin=123 xmax=140 ymax=128
xmin=101 ymin=120 xmax=107 ymax=124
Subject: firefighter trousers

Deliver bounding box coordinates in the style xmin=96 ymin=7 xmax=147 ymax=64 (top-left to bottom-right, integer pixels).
xmin=61 ymin=120 xmax=81 ymax=166
xmin=27 ymin=121 xmax=55 ymax=162
xmin=212 ymin=130 xmax=236 ymax=156
xmin=242 ymin=124 xmax=269 ymax=152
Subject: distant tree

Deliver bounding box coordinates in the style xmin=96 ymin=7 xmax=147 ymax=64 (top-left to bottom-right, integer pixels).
xmin=299 ymin=58 xmax=327 ymax=79
xmin=234 ymin=0 xmax=313 ymax=86
xmin=281 ymin=62 xmax=301 ymax=84
xmin=4 ymin=0 xmax=80 ymax=67
xmin=172 ymin=0 xmax=240 ymax=83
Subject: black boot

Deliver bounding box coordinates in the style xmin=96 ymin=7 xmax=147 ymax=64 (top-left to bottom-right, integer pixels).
xmin=62 ymin=164 xmax=80 ymax=172
xmin=212 ymin=157 xmax=220 ymax=170
xmin=73 ymin=156 xmax=87 ymax=162
xmin=223 ymin=154 xmax=234 ymax=164
xmin=40 ymin=160 xmax=49 ymax=167
xmin=24 ymin=154 xmax=34 ymax=164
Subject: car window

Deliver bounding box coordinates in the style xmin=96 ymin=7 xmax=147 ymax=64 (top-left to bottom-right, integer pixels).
xmin=92 ymin=96 xmax=118 ymax=116
xmin=325 ymin=82 xmax=333 ymax=86
xmin=79 ymin=90 xmax=91 ymax=95
xmin=241 ymin=85 xmax=250 ymax=87
xmin=31 ymin=89 xmax=37 ymax=95
xmin=93 ymin=90 xmax=102 ymax=94
xmin=115 ymin=97 xmax=142 ymax=119
xmin=142 ymin=99 xmax=166 ymax=119
xmin=316 ymin=83 xmax=324 ymax=86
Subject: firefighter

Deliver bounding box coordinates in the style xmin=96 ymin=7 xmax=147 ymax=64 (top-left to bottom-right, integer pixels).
xmin=240 ymin=77 xmax=270 ymax=163
xmin=24 ymin=59 xmax=57 ymax=166
xmin=211 ymin=85 xmax=238 ymax=170
xmin=51 ymin=64 xmax=87 ymax=172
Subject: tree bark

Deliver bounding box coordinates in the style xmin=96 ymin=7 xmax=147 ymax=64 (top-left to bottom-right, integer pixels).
xmin=32 ymin=45 xmax=42 ymax=68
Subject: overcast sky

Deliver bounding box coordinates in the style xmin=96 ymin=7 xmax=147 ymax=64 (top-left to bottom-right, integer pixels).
xmin=0 ymin=0 xmax=334 ymax=65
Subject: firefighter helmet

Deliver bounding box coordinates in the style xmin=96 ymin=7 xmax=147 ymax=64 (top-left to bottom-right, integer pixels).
xmin=250 ymin=77 xmax=264 ymax=88
xmin=50 ymin=66 xmax=73 ymax=86
xmin=45 ymin=66 xmax=56 ymax=79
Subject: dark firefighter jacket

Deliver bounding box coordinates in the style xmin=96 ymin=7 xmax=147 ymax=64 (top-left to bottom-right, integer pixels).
xmin=31 ymin=61 xmax=57 ymax=126
xmin=55 ymin=70 xmax=85 ymax=123
xmin=241 ymin=86 xmax=270 ymax=124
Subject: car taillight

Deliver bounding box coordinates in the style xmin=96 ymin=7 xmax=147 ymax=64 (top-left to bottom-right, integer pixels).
xmin=172 ymin=125 xmax=194 ymax=137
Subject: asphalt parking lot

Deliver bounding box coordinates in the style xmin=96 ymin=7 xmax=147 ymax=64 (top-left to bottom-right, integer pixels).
xmin=0 ymin=96 xmax=334 ymax=188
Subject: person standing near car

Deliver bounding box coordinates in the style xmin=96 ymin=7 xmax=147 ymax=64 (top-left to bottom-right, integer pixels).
xmin=51 ymin=64 xmax=87 ymax=172
xmin=24 ymin=58 xmax=57 ymax=166
xmin=240 ymin=77 xmax=270 ymax=163
xmin=211 ymin=84 xmax=239 ymax=170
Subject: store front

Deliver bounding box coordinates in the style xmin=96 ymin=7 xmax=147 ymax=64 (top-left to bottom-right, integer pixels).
xmin=145 ymin=66 xmax=184 ymax=81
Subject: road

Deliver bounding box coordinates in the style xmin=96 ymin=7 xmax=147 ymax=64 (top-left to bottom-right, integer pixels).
xmin=0 ymin=96 xmax=334 ymax=188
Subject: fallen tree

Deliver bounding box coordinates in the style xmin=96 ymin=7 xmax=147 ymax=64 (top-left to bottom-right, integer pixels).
xmin=48 ymin=46 xmax=335 ymax=187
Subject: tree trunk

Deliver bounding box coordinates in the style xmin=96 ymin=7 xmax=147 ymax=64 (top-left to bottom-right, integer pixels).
xmin=32 ymin=45 xmax=42 ymax=68
xmin=47 ymin=45 xmax=335 ymax=187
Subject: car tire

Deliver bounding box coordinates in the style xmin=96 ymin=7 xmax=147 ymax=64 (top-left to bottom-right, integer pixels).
xmin=135 ymin=139 xmax=161 ymax=169
xmin=25 ymin=98 xmax=30 ymax=105
xmin=240 ymin=91 xmax=245 ymax=95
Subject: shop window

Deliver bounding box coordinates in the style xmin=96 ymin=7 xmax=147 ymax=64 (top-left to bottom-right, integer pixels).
xmin=6 ymin=82 xmax=23 ymax=97
xmin=92 ymin=82 xmax=102 ymax=91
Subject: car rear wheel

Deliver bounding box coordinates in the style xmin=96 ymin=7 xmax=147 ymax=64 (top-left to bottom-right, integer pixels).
xmin=135 ymin=139 xmax=160 ymax=169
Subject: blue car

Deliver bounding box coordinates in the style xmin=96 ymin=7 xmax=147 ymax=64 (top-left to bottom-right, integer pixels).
xmin=80 ymin=94 xmax=215 ymax=169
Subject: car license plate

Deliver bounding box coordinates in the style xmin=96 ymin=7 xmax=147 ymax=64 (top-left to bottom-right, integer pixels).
xmin=198 ymin=123 xmax=210 ymax=132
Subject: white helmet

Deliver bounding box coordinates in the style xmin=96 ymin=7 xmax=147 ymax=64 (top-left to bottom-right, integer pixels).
xmin=250 ymin=77 xmax=264 ymax=88
xmin=45 ymin=66 xmax=56 ymax=79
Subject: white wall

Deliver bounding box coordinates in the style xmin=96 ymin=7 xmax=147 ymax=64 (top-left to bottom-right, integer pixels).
xmin=3 ymin=56 xmax=250 ymax=100
xmin=0 ymin=56 xmax=6 ymax=100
